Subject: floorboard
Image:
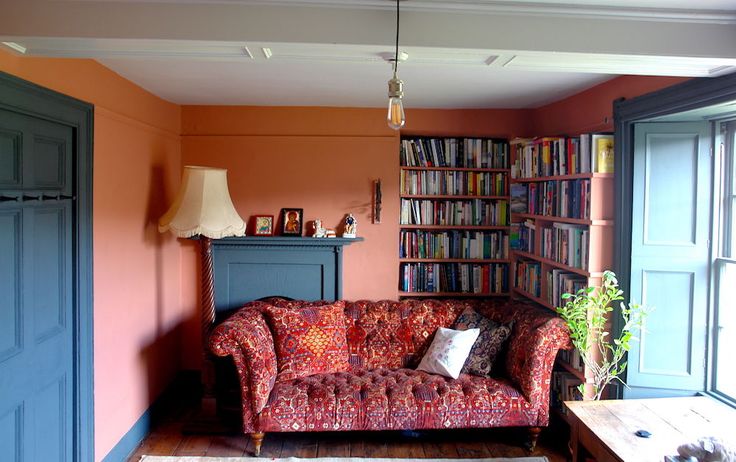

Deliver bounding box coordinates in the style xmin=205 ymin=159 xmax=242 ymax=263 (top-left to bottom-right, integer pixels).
xmin=126 ymin=399 xmax=570 ymax=462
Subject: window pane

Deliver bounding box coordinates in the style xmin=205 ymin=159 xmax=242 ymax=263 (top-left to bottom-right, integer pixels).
xmin=715 ymin=261 xmax=736 ymax=400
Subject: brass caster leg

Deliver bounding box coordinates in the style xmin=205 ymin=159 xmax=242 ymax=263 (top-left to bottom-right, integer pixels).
xmin=251 ymin=432 xmax=265 ymax=456
xmin=526 ymin=426 xmax=541 ymax=452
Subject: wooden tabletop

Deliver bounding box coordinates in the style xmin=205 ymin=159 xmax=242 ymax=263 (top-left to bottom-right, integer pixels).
xmin=565 ymin=396 xmax=736 ymax=462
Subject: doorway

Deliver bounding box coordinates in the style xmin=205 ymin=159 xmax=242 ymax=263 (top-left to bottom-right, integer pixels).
xmin=0 ymin=72 xmax=94 ymax=461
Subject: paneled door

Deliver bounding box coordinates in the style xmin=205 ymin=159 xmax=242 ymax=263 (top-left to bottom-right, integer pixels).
xmin=626 ymin=122 xmax=712 ymax=397
xmin=0 ymin=107 xmax=75 ymax=461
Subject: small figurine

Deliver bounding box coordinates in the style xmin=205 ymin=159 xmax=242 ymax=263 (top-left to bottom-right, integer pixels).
xmin=343 ymin=213 xmax=357 ymax=238
xmin=325 ymin=229 xmax=337 ymax=238
xmin=312 ymin=219 xmax=327 ymax=238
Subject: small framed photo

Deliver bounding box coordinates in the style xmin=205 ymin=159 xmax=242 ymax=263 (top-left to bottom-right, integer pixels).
xmin=250 ymin=215 xmax=274 ymax=236
xmin=280 ymin=208 xmax=303 ymax=236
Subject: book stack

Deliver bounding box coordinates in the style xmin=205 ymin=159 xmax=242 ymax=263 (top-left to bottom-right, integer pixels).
xmin=399 ymin=230 xmax=508 ymax=259
xmin=515 ymin=259 xmax=542 ymax=297
xmin=399 ymin=262 xmax=508 ymax=293
xmin=558 ymin=348 xmax=585 ymax=373
xmin=400 ymin=198 xmax=508 ymax=226
xmin=547 ymin=269 xmax=587 ymax=308
xmin=400 ymin=138 xmax=509 ymax=168
xmin=526 ymin=179 xmax=591 ymax=219
xmin=511 ymin=134 xmax=613 ymax=179
xmin=400 ymin=170 xmax=507 ymax=196
xmin=550 ymin=371 xmax=583 ymax=414
xmin=540 ymin=222 xmax=590 ymax=269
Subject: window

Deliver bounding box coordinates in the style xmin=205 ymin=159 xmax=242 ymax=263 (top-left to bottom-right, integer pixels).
xmin=713 ymin=120 xmax=736 ymax=403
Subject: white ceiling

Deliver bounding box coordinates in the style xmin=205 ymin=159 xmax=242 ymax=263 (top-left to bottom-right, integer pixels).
xmin=1 ymin=0 xmax=735 ymax=109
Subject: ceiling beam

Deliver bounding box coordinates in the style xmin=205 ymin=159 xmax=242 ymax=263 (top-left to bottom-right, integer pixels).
xmin=1 ymin=1 xmax=735 ymax=60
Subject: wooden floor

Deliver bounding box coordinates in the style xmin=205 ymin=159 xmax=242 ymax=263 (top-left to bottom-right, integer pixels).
xmin=127 ymin=395 xmax=571 ymax=461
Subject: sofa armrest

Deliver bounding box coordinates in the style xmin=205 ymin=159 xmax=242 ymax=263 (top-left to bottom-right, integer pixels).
xmin=209 ymin=303 xmax=277 ymax=432
xmin=504 ymin=307 xmax=572 ymax=425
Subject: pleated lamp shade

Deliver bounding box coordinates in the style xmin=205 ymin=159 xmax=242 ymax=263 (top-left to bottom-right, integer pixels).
xmin=159 ymin=166 xmax=246 ymax=239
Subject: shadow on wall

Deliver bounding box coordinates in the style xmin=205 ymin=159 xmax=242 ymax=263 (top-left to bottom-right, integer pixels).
xmin=144 ymin=163 xmax=171 ymax=337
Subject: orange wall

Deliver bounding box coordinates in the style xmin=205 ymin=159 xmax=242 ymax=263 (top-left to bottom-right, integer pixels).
xmin=532 ymin=75 xmax=689 ymax=135
xmin=179 ymin=105 xmax=531 ymax=368
xmin=1 ymin=48 xmax=690 ymax=459
xmin=0 ymin=51 xmax=183 ymax=461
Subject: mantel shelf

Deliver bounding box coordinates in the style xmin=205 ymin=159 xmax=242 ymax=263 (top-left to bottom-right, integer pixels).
xmin=213 ymin=236 xmax=364 ymax=247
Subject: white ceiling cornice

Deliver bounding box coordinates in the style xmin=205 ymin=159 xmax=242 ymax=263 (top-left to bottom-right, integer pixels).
xmin=74 ymin=0 xmax=736 ymax=24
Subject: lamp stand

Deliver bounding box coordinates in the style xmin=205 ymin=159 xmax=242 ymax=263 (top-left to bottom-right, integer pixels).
xmin=182 ymin=236 xmax=232 ymax=434
xmin=200 ymin=236 xmax=216 ymax=397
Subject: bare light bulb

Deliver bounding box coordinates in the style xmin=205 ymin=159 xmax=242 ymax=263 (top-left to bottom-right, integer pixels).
xmin=387 ymin=75 xmax=405 ymax=130
xmin=388 ymin=96 xmax=405 ymax=130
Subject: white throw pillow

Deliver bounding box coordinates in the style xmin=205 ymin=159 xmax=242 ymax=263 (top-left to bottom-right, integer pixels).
xmin=416 ymin=327 xmax=480 ymax=379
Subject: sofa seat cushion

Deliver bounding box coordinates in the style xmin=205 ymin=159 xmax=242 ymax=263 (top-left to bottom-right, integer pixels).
xmin=257 ymin=368 xmax=536 ymax=432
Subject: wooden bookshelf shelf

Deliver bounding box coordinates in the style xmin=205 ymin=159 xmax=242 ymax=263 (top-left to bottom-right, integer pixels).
xmin=512 ymin=212 xmax=613 ymax=227
xmin=400 ymin=194 xmax=507 ymax=200
xmin=512 ymin=172 xmax=613 ymax=182
xmin=512 ymin=250 xmax=598 ymax=277
xmin=510 ymin=134 xmax=614 ymax=405
xmin=558 ymin=359 xmax=585 ymax=381
xmin=400 ymin=224 xmax=510 ymax=230
xmin=400 ymin=291 xmax=511 ymax=298
xmin=512 ymin=287 xmax=555 ymax=311
xmin=399 ymin=136 xmax=512 ymax=298
xmin=399 ymin=258 xmax=510 ymax=263
xmin=401 ymin=166 xmax=509 ymax=173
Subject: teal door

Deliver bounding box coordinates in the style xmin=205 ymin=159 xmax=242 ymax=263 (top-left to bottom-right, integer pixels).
xmin=626 ymin=122 xmax=712 ymax=397
xmin=0 ymin=108 xmax=75 ymax=461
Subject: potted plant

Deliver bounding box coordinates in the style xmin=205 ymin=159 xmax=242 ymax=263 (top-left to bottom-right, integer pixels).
xmin=556 ymin=270 xmax=649 ymax=400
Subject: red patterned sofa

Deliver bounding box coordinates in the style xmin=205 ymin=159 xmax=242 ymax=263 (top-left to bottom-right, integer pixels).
xmin=209 ymin=298 xmax=570 ymax=455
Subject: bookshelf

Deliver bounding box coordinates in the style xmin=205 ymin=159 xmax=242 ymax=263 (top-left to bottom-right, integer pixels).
xmin=399 ymin=136 xmax=511 ymax=298
xmin=509 ymin=134 xmax=614 ymax=405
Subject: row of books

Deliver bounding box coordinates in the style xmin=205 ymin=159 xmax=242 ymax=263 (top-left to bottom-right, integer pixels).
xmin=547 ymin=269 xmax=587 ymax=309
xmin=550 ymin=370 xmax=583 ymax=414
xmin=400 ymin=170 xmax=508 ymax=196
xmin=400 ymin=138 xmax=509 ymax=169
xmin=400 ymin=262 xmax=509 ymax=294
xmin=400 ymin=198 xmax=509 ymax=226
xmin=558 ymin=347 xmax=585 ymax=373
xmin=400 ymin=230 xmax=509 ymax=260
xmin=511 ymin=133 xmax=614 ymax=179
xmin=515 ymin=259 xmax=542 ymax=298
xmin=510 ymin=220 xmax=535 ymax=253
xmin=540 ymin=223 xmax=590 ymax=270
xmin=525 ymin=179 xmax=591 ymax=220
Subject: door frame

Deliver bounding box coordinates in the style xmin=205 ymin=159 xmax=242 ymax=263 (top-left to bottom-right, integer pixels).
xmin=613 ymin=72 xmax=736 ymax=396
xmin=0 ymin=71 xmax=94 ymax=461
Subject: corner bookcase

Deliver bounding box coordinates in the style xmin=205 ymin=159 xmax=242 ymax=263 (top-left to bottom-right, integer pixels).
xmin=508 ymin=135 xmax=614 ymax=415
xmin=398 ymin=136 xmax=511 ymax=298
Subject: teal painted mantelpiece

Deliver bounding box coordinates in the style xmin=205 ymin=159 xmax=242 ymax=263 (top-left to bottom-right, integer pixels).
xmin=211 ymin=236 xmax=363 ymax=320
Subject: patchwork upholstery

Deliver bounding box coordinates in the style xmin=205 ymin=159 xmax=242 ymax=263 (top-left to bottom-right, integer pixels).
xmin=209 ymin=298 xmax=570 ymax=436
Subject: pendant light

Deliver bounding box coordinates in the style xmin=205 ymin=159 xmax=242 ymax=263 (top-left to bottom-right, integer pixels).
xmin=387 ymin=0 xmax=405 ymax=130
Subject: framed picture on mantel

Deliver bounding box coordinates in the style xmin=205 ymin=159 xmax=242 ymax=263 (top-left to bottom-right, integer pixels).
xmin=280 ymin=208 xmax=303 ymax=236
xmin=250 ymin=215 xmax=274 ymax=236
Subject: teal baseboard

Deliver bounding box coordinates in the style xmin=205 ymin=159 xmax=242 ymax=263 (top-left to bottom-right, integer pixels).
xmin=101 ymin=407 xmax=153 ymax=462
xmin=101 ymin=371 xmax=201 ymax=462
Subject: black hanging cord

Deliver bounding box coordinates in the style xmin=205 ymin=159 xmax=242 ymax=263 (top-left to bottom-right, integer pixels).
xmin=394 ymin=0 xmax=400 ymax=74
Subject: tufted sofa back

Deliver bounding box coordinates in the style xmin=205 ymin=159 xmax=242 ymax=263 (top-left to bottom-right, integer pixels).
xmin=343 ymin=299 xmax=471 ymax=370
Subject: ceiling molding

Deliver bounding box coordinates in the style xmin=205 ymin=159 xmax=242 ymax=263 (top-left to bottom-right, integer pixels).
xmin=75 ymin=0 xmax=736 ymax=24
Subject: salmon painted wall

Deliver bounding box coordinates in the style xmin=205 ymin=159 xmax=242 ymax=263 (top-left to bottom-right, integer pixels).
xmin=178 ymin=105 xmax=531 ymax=368
xmin=532 ymin=75 xmax=689 ymax=135
xmin=0 ymin=51 xmax=183 ymax=461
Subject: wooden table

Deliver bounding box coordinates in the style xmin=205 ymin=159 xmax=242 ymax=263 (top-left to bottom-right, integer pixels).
xmin=565 ymin=396 xmax=736 ymax=462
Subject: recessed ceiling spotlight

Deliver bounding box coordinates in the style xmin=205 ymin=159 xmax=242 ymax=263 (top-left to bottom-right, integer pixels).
xmin=2 ymin=42 xmax=27 ymax=54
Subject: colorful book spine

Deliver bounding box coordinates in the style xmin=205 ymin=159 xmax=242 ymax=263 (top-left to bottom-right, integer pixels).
xmin=399 ymin=262 xmax=508 ymax=293
xmin=399 ymin=230 xmax=509 ymax=259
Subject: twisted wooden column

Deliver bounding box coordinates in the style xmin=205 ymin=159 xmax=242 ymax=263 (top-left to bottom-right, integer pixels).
xmin=200 ymin=236 xmax=216 ymax=397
